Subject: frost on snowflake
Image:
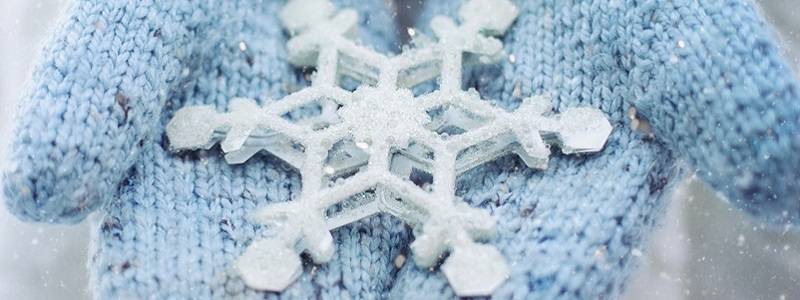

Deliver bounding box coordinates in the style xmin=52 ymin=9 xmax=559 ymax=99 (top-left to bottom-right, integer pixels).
xmin=166 ymin=0 xmax=612 ymax=296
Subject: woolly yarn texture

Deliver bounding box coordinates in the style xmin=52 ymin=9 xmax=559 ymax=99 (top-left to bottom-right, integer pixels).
xmin=3 ymin=0 xmax=799 ymax=299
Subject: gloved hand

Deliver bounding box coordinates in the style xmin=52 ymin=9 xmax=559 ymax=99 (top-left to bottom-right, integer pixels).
xmin=387 ymin=0 xmax=800 ymax=299
xmin=3 ymin=0 xmax=799 ymax=299
xmin=2 ymin=0 xmax=408 ymax=298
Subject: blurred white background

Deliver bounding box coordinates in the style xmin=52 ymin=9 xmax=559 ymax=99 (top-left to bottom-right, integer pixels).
xmin=0 ymin=1 xmax=798 ymax=299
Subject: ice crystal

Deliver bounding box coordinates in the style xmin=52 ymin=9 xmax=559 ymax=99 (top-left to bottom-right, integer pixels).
xmin=166 ymin=0 xmax=612 ymax=296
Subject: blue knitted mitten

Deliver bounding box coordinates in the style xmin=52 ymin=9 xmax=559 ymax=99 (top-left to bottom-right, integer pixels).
xmin=388 ymin=1 xmax=800 ymax=298
xmin=3 ymin=0 xmax=404 ymax=298
xmin=3 ymin=0 xmax=799 ymax=299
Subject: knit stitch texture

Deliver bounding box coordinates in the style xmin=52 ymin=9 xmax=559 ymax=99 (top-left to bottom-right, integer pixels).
xmin=3 ymin=0 xmax=799 ymax=299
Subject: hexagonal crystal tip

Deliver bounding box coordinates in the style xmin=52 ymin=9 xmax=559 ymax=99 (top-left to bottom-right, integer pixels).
xmin=557 ymin=107 xmax=613 ymax=154
xmin=237 ymin=239 xmax=302 ymax=291
xmin=459 ymin=0 xmax=519 ymax=35
xmin=442 ymin=244 xmax=510 ymax=297
xmin=280 ymin=0 xmax=336 ymax=34
xmin=165 ymin=106 xmax=218 ymax=151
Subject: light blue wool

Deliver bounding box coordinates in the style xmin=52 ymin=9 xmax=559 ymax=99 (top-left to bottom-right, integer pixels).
xmin=3 ymin=0 xmax=799 ymax=298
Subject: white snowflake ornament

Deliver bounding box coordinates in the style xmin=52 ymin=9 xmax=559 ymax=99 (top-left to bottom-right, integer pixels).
xmin=166 ymin=0 xmax=612 ymax=296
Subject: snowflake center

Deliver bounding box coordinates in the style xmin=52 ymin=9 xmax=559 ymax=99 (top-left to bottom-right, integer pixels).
xmin=339 ymin=87 xmax=429 ymax=147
